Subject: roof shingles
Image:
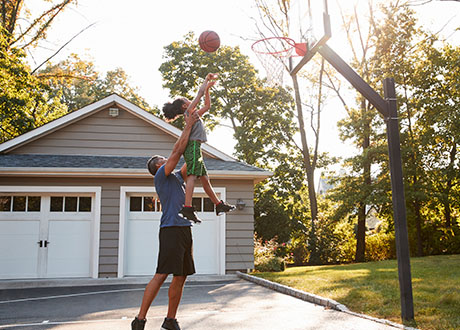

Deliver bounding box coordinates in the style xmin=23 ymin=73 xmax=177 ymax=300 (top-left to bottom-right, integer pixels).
xmin=0 ymin=154 xmax=266 ymax=173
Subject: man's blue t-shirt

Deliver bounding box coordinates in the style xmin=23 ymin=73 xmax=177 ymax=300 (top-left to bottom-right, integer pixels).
xmin=154 ymin=164 xmax=191 ymax=228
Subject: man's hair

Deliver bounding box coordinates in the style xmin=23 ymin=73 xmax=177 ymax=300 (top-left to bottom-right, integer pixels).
xmin=147 ymin=155 xmax=162 ymax=176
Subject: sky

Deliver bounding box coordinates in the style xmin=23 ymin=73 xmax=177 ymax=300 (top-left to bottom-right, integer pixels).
xmin=25 ymin=0 xmax=460 ymax=163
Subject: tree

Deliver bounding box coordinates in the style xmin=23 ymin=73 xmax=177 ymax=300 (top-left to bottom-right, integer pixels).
xmin=159 ymin=32 xmax=311 ymax=243
xmin=1 ymin=0 xmax=77 ymax=52
xmin=0 ymin=28 xmax=66 ymax=142
xmin=413 ymin=42 xmax=460 ymax=231
xmin=252 ymin=0 xmax=333 ymax=263
xmin=38 ymin=54 xmax=154 ymax=113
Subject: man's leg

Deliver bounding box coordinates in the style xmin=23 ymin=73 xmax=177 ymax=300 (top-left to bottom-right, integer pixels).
xmin=166 ymin=275 xmax=187 ymax=319
xmin=138 ymin=273 xmax=168 ymax=319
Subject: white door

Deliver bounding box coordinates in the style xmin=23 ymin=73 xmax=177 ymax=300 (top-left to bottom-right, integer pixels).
xmin=124 ymin=192 xmax=223 ymax=276
xmin=0 ymin=196 xmax=41 ymax=279
xmin=0 ymin=194 xmax=95 ymax=279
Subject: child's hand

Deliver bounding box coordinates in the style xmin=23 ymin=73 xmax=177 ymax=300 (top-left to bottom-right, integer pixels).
xmin=206 ymin=73 xmax=218 ymax=81
xmin=207 ymin=80 xmax=217 ymax=89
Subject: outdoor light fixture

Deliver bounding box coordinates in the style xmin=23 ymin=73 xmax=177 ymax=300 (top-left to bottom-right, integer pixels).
xmin=236 ymin=199 xmax=246 ymax=210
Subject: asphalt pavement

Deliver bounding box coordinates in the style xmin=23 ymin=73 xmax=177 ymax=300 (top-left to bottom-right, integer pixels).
xmin=0 ymin=278 xmax=402 ymax=330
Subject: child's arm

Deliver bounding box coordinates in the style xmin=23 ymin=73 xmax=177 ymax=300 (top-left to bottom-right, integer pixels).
xmin=184 ymin=73 xmax=216 ymax=116
xmin=197 ymin=79 xmax=216 ymax=117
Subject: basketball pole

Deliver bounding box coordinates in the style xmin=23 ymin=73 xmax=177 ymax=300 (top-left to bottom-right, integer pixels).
xmin=384 ymin=78 xmax=415 ymax=321
xmin=305 ymin=44 xmax=415 ymax=322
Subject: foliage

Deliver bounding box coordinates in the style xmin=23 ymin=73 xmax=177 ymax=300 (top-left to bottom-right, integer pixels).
xmin=253 ymin=236 xmax=286 ymax=272
xmin=253 ymin=255 xmax=460 ymax=330
xmin=254 ymin=186 xmax=294 ymax=244
xmin=38 ymin=53 xmax=155 ymax=113
xmin=159 ymin=32 xmax=318 ymax=247
xmin=159 ymin=32 xmax=296 ymax=163
xmin=1 ymin=0 xmax=77 ymax=52
xmin=0 ymin=28 xmax=66 ymax=142
xmin=365 ymin=231 xmax=396 ymax=261
xmin=288 ymin=201 xmax=357 ymax=265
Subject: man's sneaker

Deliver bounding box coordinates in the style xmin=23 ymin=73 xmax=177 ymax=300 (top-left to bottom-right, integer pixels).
xmin=179 ymin=206 xmax=202 ymax=223
xmin=131 ymin=317 xmax=146 ymax=330
xmin=161 ymin=317 xmax=181 ymax=330
xmin=215 ymin=200 xmax=236 ymax=215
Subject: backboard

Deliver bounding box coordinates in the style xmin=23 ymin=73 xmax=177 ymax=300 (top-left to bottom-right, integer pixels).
xmin=288 ymin=0 xmax=331 ymax=75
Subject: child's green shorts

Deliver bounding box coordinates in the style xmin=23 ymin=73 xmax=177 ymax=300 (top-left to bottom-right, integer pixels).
xmin=184 ymin=140 xmax=207 ymax=177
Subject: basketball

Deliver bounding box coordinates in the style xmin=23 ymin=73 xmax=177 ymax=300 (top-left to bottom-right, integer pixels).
xmin=199 ymin=30 xmax=220 ymax=53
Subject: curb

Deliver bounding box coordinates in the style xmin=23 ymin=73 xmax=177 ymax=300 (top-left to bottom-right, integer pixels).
xmin=236 ymin=271 xmax=419 ymax=330
xmin=0 ymin=274 xmax=238 ymax=290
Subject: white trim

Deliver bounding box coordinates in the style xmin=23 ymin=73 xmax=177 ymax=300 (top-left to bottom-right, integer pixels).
xmin=0 ymin=186 xmax=101 ymax=279
xmin=117 ymin=186 xmax=226 ymax=278
xmin=0 ymin=94 xmax=235 ymax=161
xmin=0 ymin=168 xmax=272 ymax=180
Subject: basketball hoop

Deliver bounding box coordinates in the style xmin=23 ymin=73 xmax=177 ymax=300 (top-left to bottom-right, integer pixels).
xmin=251 ymin=37 xmax=297 ymax=86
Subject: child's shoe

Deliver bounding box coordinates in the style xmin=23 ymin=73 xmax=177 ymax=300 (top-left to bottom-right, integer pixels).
xmin=215 ymin=200 xmax=236 ymax=215
xmin=179 ymin=206 xmax=202 ymax=223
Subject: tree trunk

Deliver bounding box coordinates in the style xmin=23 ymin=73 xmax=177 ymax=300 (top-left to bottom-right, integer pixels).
xmin=355 ymin=202 xmax=366 ymax=262
xmin=291 ymin=74 xmax=319 ymax=264
xmin=443 ymin=141 xmax=457 ymax=228
xmin=413 ymin=199 xmax=424 ymax=256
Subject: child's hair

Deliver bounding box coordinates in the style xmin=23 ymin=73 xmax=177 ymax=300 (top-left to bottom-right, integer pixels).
xmin=162 ymin=98 xmax=186 ymax=120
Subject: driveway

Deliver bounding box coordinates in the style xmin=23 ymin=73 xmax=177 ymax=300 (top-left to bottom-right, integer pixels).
xmin=0 ymin=278 xmax=400 ymax=330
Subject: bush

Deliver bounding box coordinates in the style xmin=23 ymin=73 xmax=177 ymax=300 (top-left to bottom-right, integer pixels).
xmin=365 ymin=231 xmax=396 ymax=261
xmin=254 ymin=236 xmax=286 ymax=272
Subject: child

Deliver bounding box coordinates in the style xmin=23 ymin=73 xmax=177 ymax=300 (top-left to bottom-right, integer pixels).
xmin=162 ymin=73 xmax=235 ymax=223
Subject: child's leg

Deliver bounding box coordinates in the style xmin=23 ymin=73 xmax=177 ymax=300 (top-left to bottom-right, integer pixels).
xmin=199 ymin=175 xmax=220 ymax=205
xmin=200 ymin=175 xmax=235 ymax=215
xmin=185 ymin=175 xmax=196 ymax=207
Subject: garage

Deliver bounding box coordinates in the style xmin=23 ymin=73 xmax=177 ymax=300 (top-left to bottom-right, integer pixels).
xmin=0 ymin=187 xmax=101 ymax=279
xmin=119 ymin=186 xmax=226 ymax=277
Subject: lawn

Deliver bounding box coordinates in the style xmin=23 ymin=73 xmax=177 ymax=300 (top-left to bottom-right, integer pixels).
xmin=252 ymin=254 xmax=460 ymax=330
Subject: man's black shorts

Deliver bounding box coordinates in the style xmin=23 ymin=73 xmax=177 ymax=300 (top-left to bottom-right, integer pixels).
xmin=156 ymin=226 xmax=195 ymax=276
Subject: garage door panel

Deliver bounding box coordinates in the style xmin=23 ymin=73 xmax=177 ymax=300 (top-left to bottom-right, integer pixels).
xmin=125 ymin=220 xmax=160 ymax=276
xmin=0 ymin=221 xmax=39 ymax=278
xmin=47 ymin=220 xmax=91 ymax=277
xmin=192 ymin=220 xmax=219 ymax=274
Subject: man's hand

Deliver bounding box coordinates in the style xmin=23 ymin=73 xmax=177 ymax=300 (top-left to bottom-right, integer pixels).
xmin=185 ymin=109 xmax=199 ymax=125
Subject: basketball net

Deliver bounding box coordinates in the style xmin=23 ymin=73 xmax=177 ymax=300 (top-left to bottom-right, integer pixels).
xmin=251 ymin=37 xmax=295 ymax=86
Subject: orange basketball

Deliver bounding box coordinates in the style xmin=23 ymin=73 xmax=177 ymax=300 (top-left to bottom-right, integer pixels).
xmin=199 ymin=30 xmax=220 ymax=53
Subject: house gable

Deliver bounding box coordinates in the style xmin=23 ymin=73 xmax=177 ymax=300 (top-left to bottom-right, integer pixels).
xmin=1 ymin=94 xmax=234 ymax=160
xmin=10 ymin=104 xmax=179 ymax=157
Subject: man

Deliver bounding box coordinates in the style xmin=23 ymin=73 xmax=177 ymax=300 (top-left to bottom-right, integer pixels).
xmin=131 ymin=80 xmax=207 ymax=330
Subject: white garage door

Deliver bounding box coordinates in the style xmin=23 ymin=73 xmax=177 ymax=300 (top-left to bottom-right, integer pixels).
xmin=0 ymin=193 xmax=97 ymax=279
xmin=123 ymin=189 xmax=225 ymax=276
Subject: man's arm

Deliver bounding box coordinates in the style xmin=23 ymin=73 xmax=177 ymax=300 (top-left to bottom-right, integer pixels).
xmin=163 ymin=111 xmax=198 ymax=176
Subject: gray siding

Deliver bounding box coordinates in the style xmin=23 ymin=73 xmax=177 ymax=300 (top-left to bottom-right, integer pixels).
xmin=212 ymin=179 xmax=255 ymax=273
xmin=11 ymin=106 xmax=179 ymax=157
xmin=0 ymin=176 xmax=255 ymax=276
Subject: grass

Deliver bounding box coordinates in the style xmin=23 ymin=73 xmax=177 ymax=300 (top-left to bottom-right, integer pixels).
xmin=252 ymin=254 xmax=460 ymax=330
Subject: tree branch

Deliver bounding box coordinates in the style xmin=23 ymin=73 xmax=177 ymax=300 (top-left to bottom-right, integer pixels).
xmin=31 ymin=22 xmax=96 ymax=74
